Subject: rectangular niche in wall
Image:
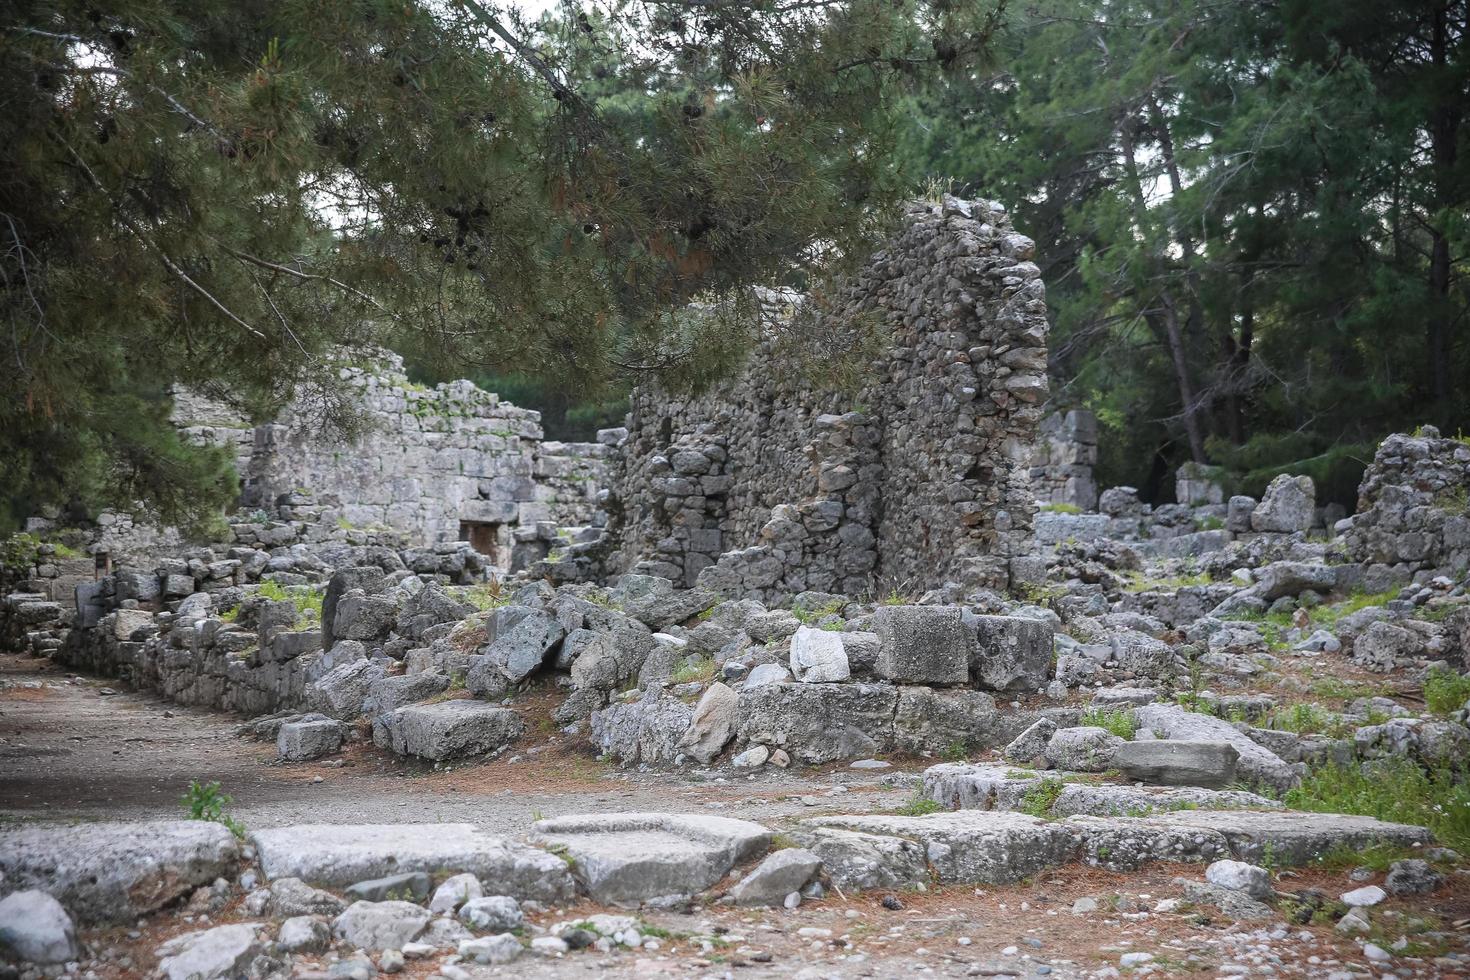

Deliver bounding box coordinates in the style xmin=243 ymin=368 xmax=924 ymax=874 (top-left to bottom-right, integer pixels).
xmin=458 ymin=520 xmax=504 ymax=567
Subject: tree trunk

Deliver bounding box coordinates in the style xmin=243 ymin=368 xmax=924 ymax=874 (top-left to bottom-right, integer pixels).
xmin=1120 ymin=113 xmax=1209 ymax=462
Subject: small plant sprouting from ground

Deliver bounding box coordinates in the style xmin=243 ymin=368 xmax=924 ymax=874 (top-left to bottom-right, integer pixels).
xmin=893 ymin=792 xmax=943 ymax=816
xmin=1018 ymin=777 xmax=1066 ymax=818
xmin=182 ymin=780 xmax=246 ymax=840
xmin=255 ymin=580 xmax=324 ymax=629
xmin=670 ymin=656 xmax=717 ymax=684
xmin=1082 ymin=708 xmax=1137 ymax=740
xmin=465 ymin=575 xmax=507 ymax=611
xmin=1264 ymin=702 xmax=1350 ymax=737
xmin=792 ymin=598 xmax=845 ymax=624
xmin=1040 ymin=502 xmax=1082 ymax=515
xmin=1424 ymin=667 xmax=1470 ymax=716
xmin=940 ymin=741 xmax=969 ymax=763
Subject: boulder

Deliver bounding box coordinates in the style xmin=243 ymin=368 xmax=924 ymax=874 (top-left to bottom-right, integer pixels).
xmin=333 ymin=592 xmax=401 ymax=642
xmin=1253 ymin=562 xmax=1339 ymax=601
xmin=1111 ymin=740 xmax=1239 ymax=789
xmin=345 ymin=872 xmax=431 ymax=903
xmin=589 ymin=690 xmax=693 ymax=766
xmin=736 ymin=682 xmax=898 ymax=764
xmin=251 ymin=824 xmax=574 ymax=902
xmin=530 ymin=813 xmax=771 ymax=905
xmin=458 ymin=896 xmax=522 ymax=932
xmin=0 ymin=820 xmax=239 ymax=924
xmin=728 ymin=848 xmax=822 ymax=907
xmin=469 ymin=607 xmax=565 ymax=691
xmin=277 ymin=916 xmax=330 ymax=953
xmin=323 ymin=567 xmax=390 ymax=650
xmin=277 ymin=719 xmax=344 ymax=761
xmin=0 ymin=890 xmax=78 ymax=964
xmin=790 ymin=827 xmax=928 ymax=892
xmin=1044 ymin=726 xmax=1122 ymax=772
xmin=610 ymin=575 xmax=719 ymax=629
xmin=789 ymin=626 xmax=851 ymax=683
xmin=1353 ymin=621 xmax=1422 ymax=672
xmin=156 ymin=924 xmax=272 ymax=980
xmin=458 ymin=933 xmax=522 ymax=965
xmin=567 ymin=619 xmax=656 ymax=691
xmin=1250 ymin=474 xmax=1315 ymax=533
xmin=675 ymin=682 xmax=739 ymax=764
xmin=1385 ymin=859 xmax=1444 ymax=896
xmin=971 ymin=616 xmax=1052 ymax=691
xmin=892 ymin=687 xmax=1002 ymax=755
xmin=743 ymin=663 xmax=791 ymax=688
xmin=364 ymin=672 xmax=452 ymax=723
xmin=874 ymin=606 xmax=971 ymax=684
xmin=376 ymin=700 xmax=523 ymax=761
xmin=1002 ymin=718 xmax=1057 ymax=767
xmin=333 ymin=901 xmax=431 ymax=951
xmin=308 ymin=659 xmax=386 ymax=721
xmin=1205 ymin=860 xmax=1272 ymax=899
xmin=429 ymin=873 xmax=484 ymax=914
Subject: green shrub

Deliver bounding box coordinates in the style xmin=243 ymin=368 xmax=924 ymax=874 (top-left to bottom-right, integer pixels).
xmin=1019 ymin=777 xmax=1066 ymax=818
xmin=893 ymin=793 xmax=943 ymax=816
xmin=181 ymin=779 xmax=246 ymax=840
xmin=1284 ymin=758 xmax=1470 ymax=854
xmin=1082 ymin=708 xmax=1137 ymax=740
xmin=1424 ymin=667 xmax=1470 ymax=716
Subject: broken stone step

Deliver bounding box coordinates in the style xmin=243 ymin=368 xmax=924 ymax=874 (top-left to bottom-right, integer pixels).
xmin=0 ymin=820 xmax=240 ymax=925
xmin=530 ymin=812 xmax=771 ymax=905
xmin=923 ymin=763 xmax=1280 ymax=817
xmin=250 ymin=824 xmax=573 ymax=903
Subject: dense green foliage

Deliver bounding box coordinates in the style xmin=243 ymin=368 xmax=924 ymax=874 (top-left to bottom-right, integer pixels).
xmin=1 ymin=0 xmax=1003 ymax=528
xmin=897 ymin=0 xmax=1470 ymax=501
xmin=1286 ymin=758 xmax=1470 ymax=854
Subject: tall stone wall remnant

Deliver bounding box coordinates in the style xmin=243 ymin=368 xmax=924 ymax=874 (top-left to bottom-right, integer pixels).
xmin=1030 ymin=409 xmax=1099 ymax=511
xmin=606 ymin=196 xmax=1050 ymax=600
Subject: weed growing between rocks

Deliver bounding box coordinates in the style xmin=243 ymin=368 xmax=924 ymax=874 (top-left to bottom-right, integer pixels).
xmin=1424 ymin=666 xmax=1470 ymax=716
xmin=181 ymin=779 xmax=246 ymax=840
xmin=1082 ymin=707 xmax=1138 ymax=739
xmin=1284 ymin=758 xmax=1470 ymax=853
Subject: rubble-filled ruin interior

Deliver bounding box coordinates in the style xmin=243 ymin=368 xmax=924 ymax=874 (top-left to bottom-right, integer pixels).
xmin=3 ymin=197 xmax=1469 ymax=980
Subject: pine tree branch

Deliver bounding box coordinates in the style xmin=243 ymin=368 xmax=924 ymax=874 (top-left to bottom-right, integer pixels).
xmin=218 ymin=246 xmax=400 ymax=323
xmin=55 ymin=137 xmax=266 ymax=340
xmin=455 ymin=1 xmax=583 ymax=106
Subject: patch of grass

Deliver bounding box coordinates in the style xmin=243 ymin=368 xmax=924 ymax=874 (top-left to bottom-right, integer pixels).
xmin=769 ymin=832 xmax=799 ymax=850
xmin=1082 ymin=707 xmax=1137 ymax=740
xmin=1436 ymin=486 xmax=1469 ymax=516
xmin=1309 ymin=588 xmax=1404 ymax=630
xmin=940 ymin=741 xmax=969 ymax=763
xmin=255 ymin=580 xmax=324 ymax=629
xmin=670 ymin=656 xmax=717 ymax=684
xmin=1121 ymin=570 xmax=1213 ymax=593
xmin=1018 ymin=777 xmax=1066 ymax=818
xmin=1309 ymin=675 xmax=1394 ymax=704
xmin=893 ymin=793 xmax=944 ymax=816
xmin=1194 ymin=515 xmax=1225 ymax=531
xmin=792 ymin=598 xmax=845 ymax=624
xmin=1424 ymin=667 xmax=1470 ymax=716
xmin=1285 ymin=757 xmax=1470 ymax=854
xmin=1040 ymin=502 xmax=1082 ymax=515
xmin=1313 ymin=841 xmax=1424 ymax=872
xmin=464 ymin=576 xmax=508 ymax=611
xmin=1263 ymin=702 xmax=1351 ymax=738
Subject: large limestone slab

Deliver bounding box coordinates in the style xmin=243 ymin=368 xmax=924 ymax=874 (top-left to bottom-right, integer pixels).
xmin=1133 ymin=810 xmax=1433 ymax=866
xmin=1110 ymin=740 xmax=1239 ymax=788
xmin=1133 ymin=704 xmax=1296 ymax=790
xmin=873 ymin=606 xmax=971 ymax=685
xmin=801 ymin=811 xmax=1075 ymax=884
xmin=736 ymin=682 xmax=897 ymax=763
xmin=251 ymin=824 xmax=573 ymax=902
xmin=530 ymin=812 xmax=771 ymax=904
xmin=0 ymin=820 xmax=240 ymax=924
xmin=922 ymin=764 xmax=1279 ymax=817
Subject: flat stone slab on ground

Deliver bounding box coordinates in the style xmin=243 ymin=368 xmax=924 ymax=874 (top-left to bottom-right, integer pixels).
xmin=0 ymin=820 xmax=240 ymax=924
xmin=923 ymin=763 xmax=1278 ymax=817
xmin=1109 ymin=739 xmax=1240 ymax=788
xmin=1133 ymin=809 xmax=1433 ymax=865
xmin=801 ymin=811 xmax=1075 ymax=884
xmin=377 ymin=700 xmax=523 ymax=760
xmin=251 ymin=824 xmax=573 ymax=902
xmin=530 ymin=812 xmax=771 ymax=904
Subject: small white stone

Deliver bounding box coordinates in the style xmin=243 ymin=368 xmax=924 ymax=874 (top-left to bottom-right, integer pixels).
xmin=1340 ymin=885 xmax=1386 ymax=907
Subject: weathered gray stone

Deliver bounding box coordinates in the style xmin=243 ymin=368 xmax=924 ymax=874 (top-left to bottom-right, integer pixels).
xmin=333 ymin=900 xmax=431 ymax=951
xmin=277 ymin=718 xmax=344 ymax=761
xmin=333 ymin=592 xmax=401 ymax=642
xmin=1002 ymin=718 xmax=1056 ymax=767
xmin=589 ymin=690 xmax=693 ymax=765
xmin=1133 ymin=704 xmax=1296 ymax=791
xmin=789 ymin=626 xmax=851 ymax=683
xmin=377 ymin=700 xmax=523 ymax=761
xmin=790 ymin=827 xmax=928 ymax=892
xmin=277 ymin=915 xmax=330 ymax=953
xmin=874 ymin=606 xmax=971 ymax=684
xmin=736 ymin=682 xmax=898 ymax=763
xmin=458 ymin=895 xmax=522 ymax=932
xmin=345 ymin=871 xmax=432 ymax=903
xmin=364 ymin=672 xmax=452 ymax=723
xmin=323 ymin=567 xmax=390 ymax=650
xmin=1253 ymin=561 xmax=1339 ymax=601
xmin=728 ymin=848 xmax=822 ymax=907
xmin=1111 ymin=740 xmax=1239 ymax=789
xmin=892 ymin=687 xmax=1002 ymax=755
xmin=156 ymin=924 xmax=270 ymax=980
xmin=802 ymin=811 xmax=1075 ymax=885
xmin=458 ymin=933 xmax=522 ymax=965
xmin=971 ymin=615 xmax=1052 ymax=691
xmin=251 ymin=824 xmax=574 ymax=902
xmin=1044 ymin=726 xmax=1122 ymax=772
xmin=530 ymin=812 xmax=771 ymax=904
xmin=1205 ymin=859 xmax=1272 ymax=899
xmin=742 ymin=663 xmax=791 ymax=687
xmin=266 ymin=877 xmax=348 ymax=917
xmin=0 ymin=820 xmax=239 ymax=924
xmin=567 ymin=619 xmax=656 ymax=691
xmin=611 ymin=575 xmax=720 ymax=629
xmin=675 ymin=681 xmax=739 ymax=764
xmin=308 ymin=659 xmax=386 ymax=721
xmin=1385 ymin=859 xmax=1444 ymax=896
xmin=469 ymin=607 xmax=565 ymax=690
xmin=1250 ymin=474 xmax=1315 ymax=533
xmin=428 ymin=873 xmax=483 ymax=914
xmin=1353 ymin=620 xmax=1422 ymax=671
xmin=0 ymin=890 xmax=78 ymax=964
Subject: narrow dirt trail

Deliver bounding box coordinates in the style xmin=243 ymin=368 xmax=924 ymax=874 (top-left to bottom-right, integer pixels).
xmin=0 ymin=650 xmax=911 ymax=833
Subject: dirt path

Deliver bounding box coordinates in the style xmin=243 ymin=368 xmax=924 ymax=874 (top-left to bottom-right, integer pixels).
xmin=0 ymin=651 xmax=914 ymax=832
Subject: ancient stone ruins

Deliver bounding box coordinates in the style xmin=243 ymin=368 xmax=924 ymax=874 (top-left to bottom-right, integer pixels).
xmin=2 ymin=197 xmax=1468 ymax=979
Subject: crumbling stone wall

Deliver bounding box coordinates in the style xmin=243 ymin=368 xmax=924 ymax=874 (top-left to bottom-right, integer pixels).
xmin=1030 ymin=409 xmax=1099 ymax=511
xmin=1343 ymin=427 xmax=1470 ymax=578
xmin=206 ymin=352 xmax=615 ymax=566
xmin=609 ymin=197 xmax=1049 ymax=598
